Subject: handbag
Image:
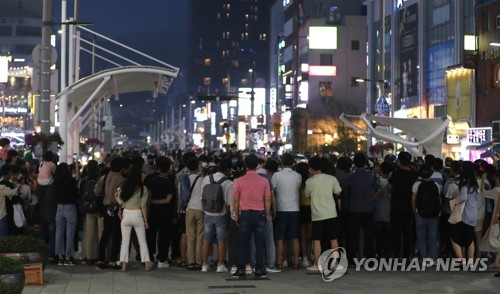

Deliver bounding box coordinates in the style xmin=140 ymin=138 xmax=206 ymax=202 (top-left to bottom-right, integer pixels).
xmin=448 ymin=198 xmax=465 ymax=224
xmin=480 ymin=223 xmax=500 ymax=252
xmin=13 ymin=203 xmax=26 ymax=228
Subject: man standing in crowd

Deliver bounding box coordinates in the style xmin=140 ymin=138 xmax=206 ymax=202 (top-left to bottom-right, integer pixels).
xmin=201 ymin=158 xmax=233 ymax=273
xmin=271 ymin=153 xmax=302 ymax=269
xmin=387 ymin=151 xmax=418 ymax=259
xmin=305 ymin=156 xmax=342 ymax=271
xmin=233 ymin=154 xmax=271 ymax=278
xmin=346 ymin=153 xmax=378 ymax=260
xmin=147 ymin=158 xmax=176 ymax=268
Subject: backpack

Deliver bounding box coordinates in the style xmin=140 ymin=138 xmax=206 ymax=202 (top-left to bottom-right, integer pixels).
xmin=179 ymin=174 xmax=200 ymax=210
xmin=81 ymin=177 xmax=101 ymax=214
xmin=416 ymin=180 xmax=441 ymax=218
xmin=202 ymin=174 xmax=228 ymax=213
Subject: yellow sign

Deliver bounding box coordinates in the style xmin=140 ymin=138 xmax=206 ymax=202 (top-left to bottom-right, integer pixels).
xmin=446 ymin=68 xmax=473 ymax=122
xmin=273 ymin=125 xmax=281 ymax=133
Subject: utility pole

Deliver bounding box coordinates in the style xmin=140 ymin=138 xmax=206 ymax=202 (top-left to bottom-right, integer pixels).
xmin=40 ymin=0 xmax=53 ymax=134
xmin=249 ymin=67 xmax=255 ymax=151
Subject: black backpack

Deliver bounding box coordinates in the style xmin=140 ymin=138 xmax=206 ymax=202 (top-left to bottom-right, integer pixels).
xmin=201 ymin=175 xmax=228 ymax=213
xmin=416 ymin=180 xmax=441 ymax=218
xmin=81 ymin=177 xmax=101 ymax=214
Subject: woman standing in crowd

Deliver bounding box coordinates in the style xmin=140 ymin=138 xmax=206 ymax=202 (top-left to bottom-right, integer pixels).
xmin=54 ymin=163 xmax=79 ymax=265
xmin=80 ymin=160 xmax=102 ymax=265
xmin=116 ymin=163 xmax=152 ymax=272
xmin=480 ymin=169 xmax=500 ymax=277
xmin=450 ymin=161 xmax=479 ymax=264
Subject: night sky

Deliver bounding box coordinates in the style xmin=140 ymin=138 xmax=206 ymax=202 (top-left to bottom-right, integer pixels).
xmin=61 ymin=0 xmax=190 ymax=133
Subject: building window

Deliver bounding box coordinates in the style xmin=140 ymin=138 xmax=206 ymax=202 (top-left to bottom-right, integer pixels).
xmin=483 ymin=11 xmax=490 ymax=32
xmin=319 ymin=81 xmax=333 ymax=97
xmin=245 ymin=23 xmax=249 ymax=31
xmin=227 ymin=13 xmax=230 ymax=19
xmin=231 ymin=60 xmax=239 ymax=67
xmin=0 ymin=26 xmax=12 ymax=36
xmin=320 ymin=54 xmax=333 ymax=66
xmin=351 ymin=40 xmax=360 ymax=50
xmin=259 ymin=33 xmax=267 ymax=41
xmin=241 ymin=78 xmax=248 ymax=85
xmin=217 ymin=13 xmax=221 ymax=20
xmin=204 ymin=77 xmax=211 ymax=85
xmin=204 ymin=58 xmax=211 ymax=66
xmin=496 ymin=15 xmax=500 ymax=29
xmin=494 ymin=63 xmax=500 ymax=88
xmin=222 ymin=77 xmax=229 ymax=85
xmin=245 ymin=14 xmax=249 ymax=20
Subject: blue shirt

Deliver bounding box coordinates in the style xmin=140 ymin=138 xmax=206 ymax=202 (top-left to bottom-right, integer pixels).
xmin=457 ymin=185 xmax=479 ymax=227
xmin=347 ymin=169 xmax=377 ymax=213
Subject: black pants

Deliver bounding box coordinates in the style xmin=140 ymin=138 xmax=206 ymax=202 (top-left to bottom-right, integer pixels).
xmin=391 ymin=212 xmax=413 ymax=258
xmin=348 ymin=212 xmax=375 ymax=260
xmin=375 ymin=221 xmax=392 ymax=258
xmin=99 ymin=208 xmax=121 ymax=262
xmin=147 ymin=205 xmax=172 ymax=262
xmin=440 ymin=213 xmax=452 ymax=257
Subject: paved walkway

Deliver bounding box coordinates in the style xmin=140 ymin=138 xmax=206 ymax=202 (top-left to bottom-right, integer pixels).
xmin=22 ymin=262 xmax=500 ymax=294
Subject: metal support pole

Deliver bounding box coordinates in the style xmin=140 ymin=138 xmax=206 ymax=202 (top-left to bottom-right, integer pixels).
xmin=59 ymin=0 xmax=68 ymax=162
xmin=249 ymin=67 xmax=255 ymax=151
xmin=40 ymin=0 xmax=53 ymax=134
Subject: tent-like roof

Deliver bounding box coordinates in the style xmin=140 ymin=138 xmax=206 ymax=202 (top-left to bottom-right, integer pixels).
xmin=57 ymin=66 xmax=178 ymax=109
xmin=340 ymin=113 xmax=451 ymax=157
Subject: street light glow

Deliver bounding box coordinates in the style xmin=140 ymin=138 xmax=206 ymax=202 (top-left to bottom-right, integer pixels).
xmin=490 ymin=42 xmax=500 ymax=47
xmin=248 ymin=69 xmax=253 ymax=73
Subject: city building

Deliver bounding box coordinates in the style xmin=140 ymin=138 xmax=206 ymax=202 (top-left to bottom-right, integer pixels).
xmin=0 ymin=0 xmax=41 ymax=143
xmin=476 ymin=0 xmax=500 ymax=141
xmin=270 ymin=0 xmax=367 ymax=153
xmin=365 ymin=0 xmax=478 ymax=159
xmin=189 ymin=0 xmax=271 ymax=150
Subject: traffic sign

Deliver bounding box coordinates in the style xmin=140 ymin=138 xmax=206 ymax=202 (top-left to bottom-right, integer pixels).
xmin=272 ymin=112 xmax=282 ymax=122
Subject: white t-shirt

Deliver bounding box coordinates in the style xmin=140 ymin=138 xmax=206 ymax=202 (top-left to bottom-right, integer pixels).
xmin=271 ymin=167 xmax=302 ymax=212
xmin=186 ymin=174 xmax=205 ymax=212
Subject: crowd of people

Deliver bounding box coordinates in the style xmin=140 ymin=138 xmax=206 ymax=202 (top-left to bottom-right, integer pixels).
xmin=1 ymin=137 xmax=500 ymax=279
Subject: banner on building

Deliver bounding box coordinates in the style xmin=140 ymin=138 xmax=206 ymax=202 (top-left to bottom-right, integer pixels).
xmin=399 ymin=3 xmax=419 ymax=109
xmin=446 ymin=68 xmax=473 ymax=122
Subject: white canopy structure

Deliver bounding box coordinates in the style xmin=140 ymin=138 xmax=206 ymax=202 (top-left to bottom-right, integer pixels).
xmin=56 ymin=20 xmax=179 ymax=162
xmin=339 ymin=113 xmax=451 ymax=157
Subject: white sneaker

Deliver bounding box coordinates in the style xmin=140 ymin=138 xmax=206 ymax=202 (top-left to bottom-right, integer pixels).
xmin=306 ymin=264 xmax=320 ymax=271
xmin=266 ymin=266 xmax=281 ymax=273
xmin=245 ymin=265 xmax=253 ymax=275
xmin=201 ymin=263 xmax=209 ymax=272
xmin=217 ymin=264 xmax=228 ymax=273
xmin=158 ymin=261 xmax=170 ymax=269
xmin=230 ymin=266 xmax=238 ymax=274
xmin=301 ymin=258 xmax=310 ymax=268
xmin=282 ymin=260 xmax=288 ymax=268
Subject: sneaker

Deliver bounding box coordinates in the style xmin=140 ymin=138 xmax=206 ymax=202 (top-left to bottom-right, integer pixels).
xmin=201 ymin=263 xmax=209 ymax=272
xmin=217 ymin=264 xmax=228 ymax=273
xmin=58 ymin=260 xmax=64 ymax=266
xmin=255 ymin=272 xmax=267 ymax=279
xmin=230 ymin=266 xmax=238 ymax=274
xmin=266 ymin=266 xmax=281 ymax=273
xmin=301 ymin=258 xmax=310 ymax=268
xmin=282 ymin=260 xmax=288 ymax=268
xmin=158 ymin=261 xmax=170 ymax=269
xmin=64 ymin=260 xmax=76 ymax=266
xmin=306 ymin=265 xmax=320 ymax=272
xmin=232 ymin=271 xmax=245 ymax=279
xmin=245 ymin=265 xmax=253 ymax=275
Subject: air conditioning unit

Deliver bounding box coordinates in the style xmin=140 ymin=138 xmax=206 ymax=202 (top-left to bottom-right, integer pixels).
xmin=493 ymin=120 xmax=500 ymax=141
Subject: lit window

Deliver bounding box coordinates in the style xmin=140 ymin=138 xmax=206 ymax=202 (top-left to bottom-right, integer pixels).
xmin=217 ymin=13 xmax=221 ymax=20
xmin=222 ymin=77 xmax=229 ymax=85
xmin=227 ymin=13 xmax=230 ymax=19
xmin=204 ymin=77 xmax=211 ymax=85
xmin=319 ymin=81 xmax=333 ymax=97
xmin=241 ymin=78 xmax=248 ymax=85
xmin=245 ymin=23 xmax=249 ymax=30
xmin=204 ymin=58 xmax=211 ymax=66
xmin=245 ymin=14 xmax=249 ymax=20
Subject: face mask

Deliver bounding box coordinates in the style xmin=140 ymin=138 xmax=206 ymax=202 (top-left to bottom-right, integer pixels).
xmin=17 ymin=174 xmax=22 ymax=180
xmin=201 ymin=162 xmax=208 ymax=168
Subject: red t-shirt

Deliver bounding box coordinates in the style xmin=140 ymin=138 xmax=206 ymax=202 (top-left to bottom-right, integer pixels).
xmin=234 ymin=170 xmax=270 ymax=211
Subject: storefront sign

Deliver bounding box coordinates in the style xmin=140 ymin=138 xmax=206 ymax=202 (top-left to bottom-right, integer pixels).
xmin=467 ymin=127 xmax=492 ymax=145
xmin=0 ymin=107 xmax=29 ymax=114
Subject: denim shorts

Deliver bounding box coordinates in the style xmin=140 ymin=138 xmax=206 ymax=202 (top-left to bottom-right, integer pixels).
xmin=204 ymin=214 xmax=228 ymax=242
xmin=274 ymin=211 xmax=300 ymax=240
